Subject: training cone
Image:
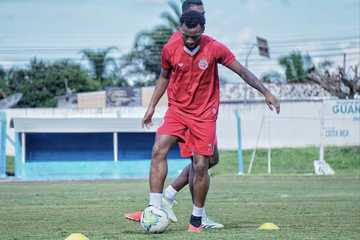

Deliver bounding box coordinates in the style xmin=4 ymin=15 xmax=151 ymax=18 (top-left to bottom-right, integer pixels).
xmin=65 ymin=233 xmax=89 ymax=240
xmin=258 ymin=223 xmax=280 ymax=230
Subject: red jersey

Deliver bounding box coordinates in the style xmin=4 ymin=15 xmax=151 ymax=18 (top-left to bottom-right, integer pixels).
xmin=162 ymin=34 xmax=235 ymax=121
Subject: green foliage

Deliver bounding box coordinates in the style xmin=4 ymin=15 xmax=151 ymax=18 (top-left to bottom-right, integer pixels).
xmin=261 ymin=70 xmax=285 ymax=84
xmin=122 ymin=25 xmax=173 ymax=86
xmin=80 ymin=47 xmax=118 ymax=85
xmin=160 ymin=0 xmax=182 ymax=30
xmin=7 ymin=58 xmax=97 ymax=108
xmin=279 ymin=51 xmax=310 ymax=83
xmin=0 ymin=65 xmax=11 ymax=99
xmin=122 ymin=0 xmax=181 ymax=85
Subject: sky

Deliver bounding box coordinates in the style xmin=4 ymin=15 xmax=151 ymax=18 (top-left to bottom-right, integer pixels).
xmin=0 ymin=0 xmax=359 ymax=80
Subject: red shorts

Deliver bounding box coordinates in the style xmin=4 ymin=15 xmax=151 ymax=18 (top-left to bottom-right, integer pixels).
xmin=157 ymin=109 xmax=217 ymax=157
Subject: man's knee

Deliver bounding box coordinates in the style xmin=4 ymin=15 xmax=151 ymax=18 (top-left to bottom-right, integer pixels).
xmin=152 ymin=142 xmax=168 ymax=160
xmin=192 ymin=157 xmax=209 ymax=177
xmin=209 ymin=150 xmax=219 ymax=168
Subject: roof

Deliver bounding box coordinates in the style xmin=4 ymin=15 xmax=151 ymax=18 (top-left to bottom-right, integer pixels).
xmin=13 ymin=118 xmax=161 ymax=133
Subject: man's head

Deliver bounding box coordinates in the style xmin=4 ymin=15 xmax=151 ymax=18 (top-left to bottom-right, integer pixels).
xmin=182 ymin=0 xmax=204 ymax=15
xmin=180 ymin=10 xmax=205 ymax=50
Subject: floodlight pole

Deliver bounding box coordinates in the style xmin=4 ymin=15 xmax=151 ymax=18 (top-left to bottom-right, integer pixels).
xmin=245 ymin=43 xmax=257 ymax=68
xmin=244 ymin=44 xmax=257 ymax=104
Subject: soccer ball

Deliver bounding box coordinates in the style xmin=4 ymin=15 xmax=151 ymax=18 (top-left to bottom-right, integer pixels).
xmin=140 ymin=206 xmax=170 ymax=234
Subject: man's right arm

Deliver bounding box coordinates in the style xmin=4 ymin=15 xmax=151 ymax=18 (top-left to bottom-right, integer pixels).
xmin=149 ymin=69 xmax=170 ymax=109
xmin=142 ymin=69 xmax=171 ymax=128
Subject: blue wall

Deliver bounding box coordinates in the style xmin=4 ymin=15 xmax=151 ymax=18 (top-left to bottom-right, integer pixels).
xmin=118 ymin=132 xmax=181 ymax=160
xmin=16 ymin=131 xmax=189 ymax=180
xmin=26 ymin=133 xmax=113 ymax=162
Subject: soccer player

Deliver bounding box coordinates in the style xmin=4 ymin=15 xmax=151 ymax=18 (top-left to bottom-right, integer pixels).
xmin=144 ymin=10 xmax=280 ymax=233
xmin=125 ymin=0 xmax=224 ymax=229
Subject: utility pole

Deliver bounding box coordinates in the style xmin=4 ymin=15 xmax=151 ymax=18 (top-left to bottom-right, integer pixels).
xmin=244 ymin=37 xmax=270 ymax=103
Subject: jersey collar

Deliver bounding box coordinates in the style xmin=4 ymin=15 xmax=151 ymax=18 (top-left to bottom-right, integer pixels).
xmin=183 ymin=45 xmax=200 ymax=56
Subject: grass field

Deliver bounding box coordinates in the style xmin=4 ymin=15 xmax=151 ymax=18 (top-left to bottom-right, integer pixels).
xmin=1 ymin=146 xmax=359 ymax=240
xmin=0 ymin=176 xmax=359 ymax=240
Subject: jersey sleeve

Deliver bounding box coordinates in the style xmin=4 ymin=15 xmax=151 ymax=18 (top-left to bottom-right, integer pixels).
xmin=214 ymin=41 xmax=236 ymax=66
xmin=161 ymin=45 xmax=172 ymax=70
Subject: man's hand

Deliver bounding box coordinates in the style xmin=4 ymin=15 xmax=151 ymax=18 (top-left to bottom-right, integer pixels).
xmin=142 ymin=106 xmax=155 ymax=128
xmin=264 ymin=92 xmax=280 ymax=114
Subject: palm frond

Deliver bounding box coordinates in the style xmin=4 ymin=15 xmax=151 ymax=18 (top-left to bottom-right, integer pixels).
xmin=168 ymin=0 xmax=181 ymax=19
xmin=160 ymin=12 xmax=179 ymax=30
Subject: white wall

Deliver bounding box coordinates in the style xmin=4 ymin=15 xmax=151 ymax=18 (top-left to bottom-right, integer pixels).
xmin=3 ymin=100 xmax=360 ymax=155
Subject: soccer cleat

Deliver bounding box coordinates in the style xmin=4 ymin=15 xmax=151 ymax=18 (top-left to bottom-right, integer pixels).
xmin=201 ymin=216 xmax=224 ymax=229
xmin=162 ymin=198 xmax=178 ymax=222
xmin=188 ymin=224 xmax=203 ymax=233
xmin=124 ymin=211 xmax=142 ymax=222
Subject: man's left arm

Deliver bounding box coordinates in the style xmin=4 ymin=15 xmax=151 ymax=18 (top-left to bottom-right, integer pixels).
xmin=227 ymin=60 xmax=280 ymax=114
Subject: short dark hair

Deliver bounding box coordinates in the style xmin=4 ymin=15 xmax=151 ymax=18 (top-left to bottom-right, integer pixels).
xmin=180 ymin=10 xmax=206 ymax=29
xmin=182 ymin=0 xmax=203 ymax=13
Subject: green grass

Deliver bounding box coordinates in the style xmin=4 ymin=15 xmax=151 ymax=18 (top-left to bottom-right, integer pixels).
xmin=1 ymin=146 xmax=359 ymax=239
xmin=213 ymin=146 xmax=360 ymax=176
xmin=0 ymin=176 xmax=359 ymax=240
xmin=5 ymin=146 xmax=360 ymax=176
xmin=6 ymin=156 xmax=14 ymax=176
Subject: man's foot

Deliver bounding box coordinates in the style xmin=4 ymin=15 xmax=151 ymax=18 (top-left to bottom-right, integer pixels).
xmin=124 ymin=211 xmax=142 ymax=222
xmin=162 ymin=198 xmax=178 ymax=222
xmin=124 ymin=198 xmax=177 ymax=223
xmin=188 ymin=224 xmax=203 ymax=233
xmin=201 ymin=216 xmax=224 ymax=229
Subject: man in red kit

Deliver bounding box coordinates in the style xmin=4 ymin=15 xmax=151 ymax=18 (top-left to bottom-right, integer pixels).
xmin=142 ymin=11 xmax=280 ymax=233
xmin=125 ymin=0 xmax=225 ymax=229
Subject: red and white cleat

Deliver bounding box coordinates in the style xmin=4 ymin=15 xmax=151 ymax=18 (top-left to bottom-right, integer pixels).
xmin=188 ymin=224 xmax=203 ymax=233
xmin=124 ymin=211 xmax=142 ymax=222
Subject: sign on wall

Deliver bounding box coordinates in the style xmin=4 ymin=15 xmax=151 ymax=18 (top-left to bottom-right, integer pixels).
xmin=323 ymin=100 xmax=360 ymax=143
xmin=106 ymin=87 xmax=141 ymax=107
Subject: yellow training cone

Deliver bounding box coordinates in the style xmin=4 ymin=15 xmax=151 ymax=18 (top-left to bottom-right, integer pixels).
xmin=65 ymin=233 xmax=89 ymax=240
xmin=258 ymin=223 xmax=280 ymax=230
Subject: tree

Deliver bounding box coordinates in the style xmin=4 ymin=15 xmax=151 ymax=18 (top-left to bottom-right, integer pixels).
xmin=122 ymin=0 xmax=181 ymax=85
xmin=261 ymin=71 xmax=285 ymax=84
xmin=80 ymin=47 xmax=118 ymax=87
xmin=0 ymin=66 xmax=8 ymax=99
xmin=279 ymin=51 xmax=360 ymax=99
xmin=7 ymin=58 xmax=96 ymax=107
xmin=160 ymin=0 xmax=182 ymax=31
xmin=106 ymin=65 xmax=130 ymax=88
xmin=279 ymin=51 xmax=309 ymax=83
xmin=308 ymin=64 xmax=360 ymax=99
xmin=122 ymin=26 xmax=173 ymax=85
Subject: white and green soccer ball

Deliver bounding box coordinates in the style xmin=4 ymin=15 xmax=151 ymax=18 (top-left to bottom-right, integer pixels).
xmin=140 ymin=206 xmax=170 ymax=234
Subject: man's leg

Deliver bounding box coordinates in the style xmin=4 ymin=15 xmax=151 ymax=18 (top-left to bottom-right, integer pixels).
xmin=186 ymin=148 xmax=223 ymax=229
xmin=169 ymin=145 xmax=219 ymax=192
xmin=189 ymin=154 xmax=210 ymax=230
xmin=170 ymin=164 xmax=191 ymax=192
xmin=148 ymin=134 xmax=178 ymax=208
xmin=125 ymin=146 xmax=221 ymax=224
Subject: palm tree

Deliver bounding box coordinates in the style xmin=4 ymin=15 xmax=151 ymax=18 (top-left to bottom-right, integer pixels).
xmin=121 ymin=1 xmax=182 ymax=85
xmin=0 ymin=66 xmax=7 ymax=99
xmin=160 ymin=0 xmax=182 ymax=31
xmin=80 ymin=47 xmax=117 ymax=87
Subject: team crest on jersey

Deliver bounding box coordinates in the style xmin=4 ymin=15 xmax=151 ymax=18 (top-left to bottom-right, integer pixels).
xmin=198 ymin=59 xmax=208 ymax=70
